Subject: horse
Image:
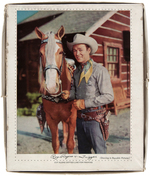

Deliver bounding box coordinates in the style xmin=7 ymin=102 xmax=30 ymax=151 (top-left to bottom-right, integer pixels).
xmin=35 ymin=26 xmax=77 ymax=154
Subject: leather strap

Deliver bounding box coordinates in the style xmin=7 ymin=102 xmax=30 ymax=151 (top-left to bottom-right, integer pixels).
xmin=77 ymin=108 xmax=107 ymax=122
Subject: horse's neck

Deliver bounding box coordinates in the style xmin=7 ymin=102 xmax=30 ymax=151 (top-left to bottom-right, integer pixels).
xmin=61 ymin=59 xmax=72 ymax=91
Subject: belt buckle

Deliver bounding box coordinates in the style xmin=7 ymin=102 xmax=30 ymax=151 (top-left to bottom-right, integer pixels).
xmin=81 ymin=113 xmax=92 ymax=121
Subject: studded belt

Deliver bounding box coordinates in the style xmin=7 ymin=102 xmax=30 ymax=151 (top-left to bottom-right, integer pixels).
xmin=77 ymin=108 xmax=107 ymax=122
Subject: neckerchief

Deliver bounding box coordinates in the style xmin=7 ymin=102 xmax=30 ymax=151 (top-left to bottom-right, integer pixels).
xmin=78 ymin=59 xmax=93 ymax=86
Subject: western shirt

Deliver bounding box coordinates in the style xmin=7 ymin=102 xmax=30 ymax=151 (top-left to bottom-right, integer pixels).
xmin=69 ymin=59 xmax=114 ymax=108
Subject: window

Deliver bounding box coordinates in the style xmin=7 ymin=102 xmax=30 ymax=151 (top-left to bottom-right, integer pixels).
xmin=104 ymin=42 xmax=122 ymax=81
xmin=107 ymin=47 xmax=119 ymax=78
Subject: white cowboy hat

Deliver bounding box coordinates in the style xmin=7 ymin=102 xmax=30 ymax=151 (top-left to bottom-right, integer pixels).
xmin=67 ymin=34 xmax=98 ymax=55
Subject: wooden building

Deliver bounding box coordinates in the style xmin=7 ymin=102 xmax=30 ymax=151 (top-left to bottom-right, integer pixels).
xmin=18 ymin=10 xmax=130 ymax=114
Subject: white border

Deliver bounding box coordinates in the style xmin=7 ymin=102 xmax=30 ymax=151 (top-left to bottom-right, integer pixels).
xmin=3 ymin=2 xmax=145 ymax=172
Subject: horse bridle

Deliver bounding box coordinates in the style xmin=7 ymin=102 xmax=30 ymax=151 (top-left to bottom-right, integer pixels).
xmin=41 ymin=37 xmax=65 ymax=98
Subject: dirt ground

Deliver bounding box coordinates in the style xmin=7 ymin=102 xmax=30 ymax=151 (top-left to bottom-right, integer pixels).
xmin=17 ymin=108 xmax=130 ymax=154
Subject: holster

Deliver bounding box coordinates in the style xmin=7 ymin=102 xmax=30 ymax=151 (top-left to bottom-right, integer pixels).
xmin=98 ymin=111 xmax=110 ymax=141
xmin=77 ymin=108 xmax=111 ymax=141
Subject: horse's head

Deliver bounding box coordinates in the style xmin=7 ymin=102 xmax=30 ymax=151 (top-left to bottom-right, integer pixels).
xmin=35 ymin=26 xmax=65 ymax=95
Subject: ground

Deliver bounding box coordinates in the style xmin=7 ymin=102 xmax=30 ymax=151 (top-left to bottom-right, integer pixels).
xmin=17 ymin=108 xmax=130 ymax=154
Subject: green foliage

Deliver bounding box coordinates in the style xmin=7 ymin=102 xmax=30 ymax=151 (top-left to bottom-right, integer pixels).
xmin=31 ymin=103 xmax=40 ymax=116
xmin=26 ymin=92 xmax=42 ymax=104
xmin=17 ymin=108 xmax=25 ymax=116
xmin=17 ymin=92 xmax=42 ymax=116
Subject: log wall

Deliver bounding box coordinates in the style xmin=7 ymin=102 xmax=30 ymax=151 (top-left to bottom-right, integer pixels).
xmin=90 ymin=11 xmax=130 ymax=97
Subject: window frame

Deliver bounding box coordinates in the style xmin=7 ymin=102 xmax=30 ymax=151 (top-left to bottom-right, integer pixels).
xmin=103 ymin=42 xmax=122 ymax=82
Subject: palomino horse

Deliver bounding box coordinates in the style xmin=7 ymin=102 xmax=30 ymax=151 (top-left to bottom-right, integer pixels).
xmin=35 ymin=26 xmax=77 ymax=154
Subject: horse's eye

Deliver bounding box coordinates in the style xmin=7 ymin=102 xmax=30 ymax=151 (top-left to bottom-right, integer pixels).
xmin=59 ymin=51 xmax=64 ymax=54
xmin=39 ymin=52 xmax=43 ymax=57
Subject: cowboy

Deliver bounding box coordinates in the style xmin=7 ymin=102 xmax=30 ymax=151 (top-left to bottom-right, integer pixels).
xmin=61 ymin=34 xmax=114 ymax=154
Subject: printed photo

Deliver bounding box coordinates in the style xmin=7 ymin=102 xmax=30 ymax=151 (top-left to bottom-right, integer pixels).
xmin=17 ymin=10 xmax=130 ymax=154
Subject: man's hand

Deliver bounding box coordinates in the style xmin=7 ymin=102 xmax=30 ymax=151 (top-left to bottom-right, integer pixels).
xmin=73 ymin=99 xmax=85 ymax=110
xmin=61 ymin=90 xmax=70 ymax=100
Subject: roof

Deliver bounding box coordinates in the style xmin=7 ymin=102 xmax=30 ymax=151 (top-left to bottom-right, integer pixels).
xmin=18 ymin=11 xmax=64 ymax=24
xmin=20 ymin=11 xmax=110 ymax=41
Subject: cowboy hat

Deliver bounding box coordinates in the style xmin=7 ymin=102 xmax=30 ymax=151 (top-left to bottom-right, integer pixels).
xmin=67 ymin=34 xmax=98 ymax=55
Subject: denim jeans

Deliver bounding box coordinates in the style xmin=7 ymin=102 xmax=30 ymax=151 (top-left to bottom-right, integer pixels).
xmin=77 ymin=118 xmax=107 ymax=154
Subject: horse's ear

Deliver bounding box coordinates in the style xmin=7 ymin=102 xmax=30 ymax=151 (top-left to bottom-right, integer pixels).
xmin=35 ymin=27 xmax=45 ymax=40
xmin=56 ymin=26 xmax=65 ymax=40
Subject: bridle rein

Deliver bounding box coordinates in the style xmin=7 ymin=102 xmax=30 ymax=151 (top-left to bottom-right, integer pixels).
xmin=40 ymin=36 xmax=66 ymax=102
xmin=41 ymin=38 xmax=64 ymax=77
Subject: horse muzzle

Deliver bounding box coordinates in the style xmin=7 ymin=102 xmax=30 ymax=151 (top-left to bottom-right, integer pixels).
xmin=45 ymin=82 xmax=59 ymax=94
xmin=45 ymin=77 xmax=62 ymax=95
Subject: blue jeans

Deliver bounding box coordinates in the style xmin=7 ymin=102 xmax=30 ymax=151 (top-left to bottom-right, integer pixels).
xmin=77 ymin=118 xmax=107 ymax=154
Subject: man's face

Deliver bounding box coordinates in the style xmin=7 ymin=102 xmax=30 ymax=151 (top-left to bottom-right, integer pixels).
xmin=73 ymin=44 xmax=91 ymax=64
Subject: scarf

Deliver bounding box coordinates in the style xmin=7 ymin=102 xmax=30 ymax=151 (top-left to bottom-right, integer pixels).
xmin=78 ymin=59 xmax=93 ymax=86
